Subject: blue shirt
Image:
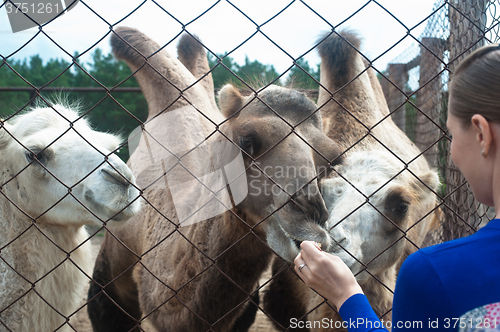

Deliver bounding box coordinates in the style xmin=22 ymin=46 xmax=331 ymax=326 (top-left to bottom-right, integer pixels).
xmin=339 ymin=219 xmax=500 ymax=332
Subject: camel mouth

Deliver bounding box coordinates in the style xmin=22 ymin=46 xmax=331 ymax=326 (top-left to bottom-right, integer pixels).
xmin=264 ymin=209 xmax=333 ymax=262
xmin=108 ymin=205 xmax=139 ymax=222
xmin=84 ymin=189 xmax=140 ymax=223
xmin=272 ymin=207 xmax=332 ymax=251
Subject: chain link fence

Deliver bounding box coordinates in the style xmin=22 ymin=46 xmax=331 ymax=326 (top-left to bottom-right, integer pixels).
xmin=0 ymin=0 xmax=499 ymax=331
xmin=383 ymin=0 xmax=499 ymax=243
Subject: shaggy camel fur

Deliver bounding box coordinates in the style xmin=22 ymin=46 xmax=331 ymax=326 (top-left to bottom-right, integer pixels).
xmin=87 ymin=28 xmax=344 ymax=332
xmin=264 ymin=31 xmax=440 ymax=331
xmin=0 ymin=105 xmax=140 ymax=332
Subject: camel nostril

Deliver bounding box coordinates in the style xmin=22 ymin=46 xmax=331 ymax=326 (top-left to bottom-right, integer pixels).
xmin=316 ymin=202 xmax=329 ymax=226
xmin=101 ymin=168 xmax=130 ymax=187
xmin=292 ymin=194 xmax=329 ymax=225
xmin=308 ymin=195 xmax=329 ymax=226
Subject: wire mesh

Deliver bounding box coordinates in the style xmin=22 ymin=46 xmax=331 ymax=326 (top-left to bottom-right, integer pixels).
xmin=384 ymin=0 xmax=498 ymax=244
xmin=0 ymin=0 xmax=499 ymax=331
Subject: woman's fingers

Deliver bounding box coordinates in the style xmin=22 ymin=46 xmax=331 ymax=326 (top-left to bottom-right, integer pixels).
xmin=294 ymin=241 xmax=364 ymax=310
xmin=295 ymin=242 xmax=334 ymax=285
xmin=300 ymin=241 xmax=323 ymax=260
xmin=294 ymin=252 xmax=311 ymax=280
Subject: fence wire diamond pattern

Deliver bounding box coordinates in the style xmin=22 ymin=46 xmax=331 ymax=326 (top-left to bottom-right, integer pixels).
xmin=0 ymin=0 xmax=499 ymax=331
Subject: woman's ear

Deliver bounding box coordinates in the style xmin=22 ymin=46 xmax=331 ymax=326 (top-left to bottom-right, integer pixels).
xmin=471 ymin=114 xmax=492 ymax=157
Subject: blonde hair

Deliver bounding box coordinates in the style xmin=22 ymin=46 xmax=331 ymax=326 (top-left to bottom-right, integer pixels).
xmin=449 ymin=44 xmax=500 ymax=126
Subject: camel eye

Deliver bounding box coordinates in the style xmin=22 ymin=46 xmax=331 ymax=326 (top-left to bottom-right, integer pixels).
xmin=384 ymin=188 xmax=412 ymax=223
xmin=26 ymin=149 xmax=47 ymax=166
xmin=395 ymin=202 xmax=409 ymax=214
xmin=239 ymin=137 xmax=253 ymax=155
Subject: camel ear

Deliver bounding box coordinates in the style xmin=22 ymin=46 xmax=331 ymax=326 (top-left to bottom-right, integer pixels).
xmin=0 ymin=122 xmax=12 ymax=149
xmin=218 ymin=84 xmax=244 ymax=118
xmin=92 ymin=131 xmax=122 ymax=153
xmin=410 ymin=170 xmax=440 ymax=201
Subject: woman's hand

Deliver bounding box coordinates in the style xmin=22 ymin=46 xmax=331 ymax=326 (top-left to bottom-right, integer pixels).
xmin=294 ymin=241 xmax=363 ymax=310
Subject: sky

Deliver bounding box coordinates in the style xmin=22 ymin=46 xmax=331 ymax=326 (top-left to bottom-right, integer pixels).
xmin=0 ymin=0 xmax=439 ymax=75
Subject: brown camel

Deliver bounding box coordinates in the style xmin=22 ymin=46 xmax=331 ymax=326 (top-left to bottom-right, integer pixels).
xmin=87 ymin=27 xmax=345 ymax=332
xmin=263 ymin=31 xmax=440 ymax=331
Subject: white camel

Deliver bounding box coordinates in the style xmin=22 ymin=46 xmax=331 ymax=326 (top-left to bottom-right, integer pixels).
xmin=0 ymin=104 xmax=141 ymax=332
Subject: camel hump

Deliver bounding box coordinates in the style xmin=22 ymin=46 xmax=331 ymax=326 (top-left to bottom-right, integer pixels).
xmin=110 ymin=27 xmax=220 ymax=120
xmin=177 ymin=33 xmax=217 ymax=111
xmin=317 ymin=30 xmax=363 ymax=83
xmin=111 ymin=26 xmax=160 ymax=66
xmin=316 ymin=29 xmax=391 ymax=135
xmin=177 ymin=33 xmax=205 ymax=74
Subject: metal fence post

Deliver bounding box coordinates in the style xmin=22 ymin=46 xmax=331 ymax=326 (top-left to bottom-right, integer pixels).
xmin=415 ymin=37 xmax=447 ymax=169
xmin=386 ymin=64 xmax=409 ymax=133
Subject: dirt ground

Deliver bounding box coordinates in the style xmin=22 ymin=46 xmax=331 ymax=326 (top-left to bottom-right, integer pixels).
xmin=72 ymin=236 xmax=279 ymax=332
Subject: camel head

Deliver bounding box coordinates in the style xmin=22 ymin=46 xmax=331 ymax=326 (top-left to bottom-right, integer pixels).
xmin=0 ymin=105 xmax=141 ymax=226
xmin=321 ymin=150 xmax=439 ymax=283
xmin=218 ymin=84 xmax=344 ymax=262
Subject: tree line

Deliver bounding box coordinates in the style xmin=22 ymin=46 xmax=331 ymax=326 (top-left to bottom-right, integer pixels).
xmin=0 ymin=49 xmax=319 ymax=159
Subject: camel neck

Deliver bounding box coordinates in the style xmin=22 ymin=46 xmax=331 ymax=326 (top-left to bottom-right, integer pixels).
xmin=191 ymin=211 xmax=272 ymax=330
xmin=214 ymin=210 xmax=271 ymax=272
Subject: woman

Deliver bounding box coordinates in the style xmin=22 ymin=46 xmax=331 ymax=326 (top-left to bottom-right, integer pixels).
xmin=294 ymin=44 xmax=500 ymax=331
